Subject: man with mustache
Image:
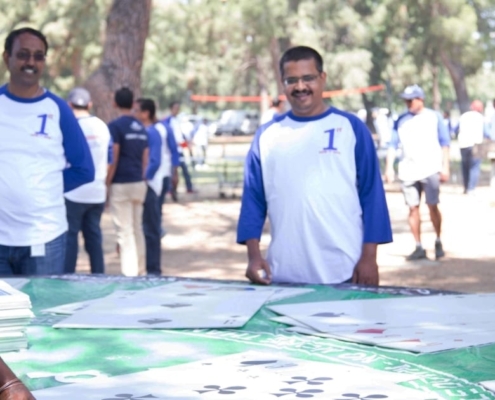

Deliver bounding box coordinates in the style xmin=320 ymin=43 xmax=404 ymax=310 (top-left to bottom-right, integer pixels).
xmin=0 ymin=28 xmax=94 ymax=276
xmin=237 ymin=46 xmax=392 ymax=285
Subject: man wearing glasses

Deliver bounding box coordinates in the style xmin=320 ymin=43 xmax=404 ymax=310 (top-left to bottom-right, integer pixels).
xmin=0 ymin=28 xmax=94 ymax=276
xmin=385 ymin=85 xmax=450 ymax=261
xmin=237 ymin=46 xmax=392 ymax=286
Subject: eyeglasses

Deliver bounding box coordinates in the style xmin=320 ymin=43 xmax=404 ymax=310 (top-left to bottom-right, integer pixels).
xmin=15 ymin=51 xmax=46 ymax=62
xmin=283 ymin=74 xmax=319 ymax=86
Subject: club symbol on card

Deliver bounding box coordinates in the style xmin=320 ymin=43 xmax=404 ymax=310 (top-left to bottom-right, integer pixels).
xmin=311 ymin=312 xmax=345 ymax=318
xmin=161 ymin=303 xmax=192 ymax=308
xmin=335 ymin=394 xmax=388 ymax=399
xmin=284 ymin=376 xmax=333 ymax=385
xmin=195 ymin=385 xmax=246 ymax=395
xmin=138 ymin=318 xmax=171 ymax=325
xmin=178 ymin=292 xmax=206 ymax=297
xmin=101 ymin=394 xmax=159 ymax=399
xmin=272 ymin=388 xmax=324 ymax=397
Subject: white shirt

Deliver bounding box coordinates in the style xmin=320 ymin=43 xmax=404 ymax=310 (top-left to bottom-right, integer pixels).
xmin=65 ymin=115 xmax=111 ymax=204
xmin=391 ymin=108 xmax=450 ymax=182
xmin=237 ymin=108 xmax=392 ymax=284
xmin=458 ymin=110 xmax=485 ymax=149
xmin=0 ymin=86 xmax=94 ymax=246
xmin=147 ymin=122 xmax=172 ymax=196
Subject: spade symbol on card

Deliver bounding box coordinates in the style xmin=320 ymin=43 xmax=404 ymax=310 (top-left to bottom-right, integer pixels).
xmin=272 ymin=388 xmax=324 ymax=397
xmin=138 ymin=319 xmax=171 ymax=325
xmin=335 ymin=394 xmax=388 ymax=399
xmin=195 ymin=385 xmax=247 ymax=395
xmin=178 ymin=292 xmax=206 ymax=297
xmin=284 ymin=376 xmax=333 ymax=386
xmin=161 ymin=303 xmax=192 ymax=309
xmin=311 ymin=312 xmax=345 ymax=318
xmin=101 ymin=394 xmax=160 ymax=399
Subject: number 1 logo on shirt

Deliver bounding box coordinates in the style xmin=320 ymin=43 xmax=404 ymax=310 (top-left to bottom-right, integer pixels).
xmin=33 ymin=114 xmax=51 ymax=138
xmin=321 ymin=128 xmax=340 ymax=153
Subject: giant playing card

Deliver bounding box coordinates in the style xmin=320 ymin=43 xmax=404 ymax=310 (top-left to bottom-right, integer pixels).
xmin=54 ymin=283 xmax=276 ymax=329
xmin=268 ymin=294 xmax=495 ymax=353
xmin=32 ymin=351 xmax=443 ymax=399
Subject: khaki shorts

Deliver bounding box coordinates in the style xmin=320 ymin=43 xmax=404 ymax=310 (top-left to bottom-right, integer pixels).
xmin=401 ymin=173 xmax=440 ymax=207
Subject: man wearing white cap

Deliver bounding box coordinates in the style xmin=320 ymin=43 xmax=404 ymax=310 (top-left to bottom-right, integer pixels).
xmin=385 ymin=84 xmax=450 ymax=261
xmin=65 ymin=87 xmax=113 ymax=274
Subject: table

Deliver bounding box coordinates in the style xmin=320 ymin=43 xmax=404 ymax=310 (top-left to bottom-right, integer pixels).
xmin=3 ymin=275 xmax=495 ymax=399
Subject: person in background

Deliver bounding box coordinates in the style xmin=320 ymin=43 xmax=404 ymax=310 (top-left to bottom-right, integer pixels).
xmin=134 ymin=98 xmax=164 ymax=275
xmin=385 ymin=84 xmax=450 ymax=261
xmin=64 ymin=87 xmax=113 ymax=274
xmin=106 ymin=87 xmax=148 ymax=276
xmin=0 ymin=27 xmax=94 ymax=276
xmin=192 ymin=117 xmax=210 ymax=168
xmin=457 ymin=100 xmax=489 ymax=195
xmin=162 ymin=101 xmax=194 ymax=200
xmin=260 ymin=98 xmax=284 ymax=125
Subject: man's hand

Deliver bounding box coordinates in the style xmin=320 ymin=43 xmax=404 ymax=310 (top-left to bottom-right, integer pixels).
xmin=245 ymin=257 xmax=272 ymax=285
xmin=352 ymin=243 xmax=379 ymax=286
xmin=0 ymin=380 xmax=35 ymax=400
xmin=439 ymin=169 xmax=450 ymax=183
xmin=384 ymin=169 xmax=395 ymax=184
xmin=352 ymin=259 xmax=379 ymax=286
xmin=171 ymin=168 xmax=179 ymax=189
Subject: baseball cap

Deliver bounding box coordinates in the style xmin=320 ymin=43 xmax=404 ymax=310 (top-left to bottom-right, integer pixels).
xmin=68 ymin=87 xmax=91 ymax=107
xmin=400 ymin=84 xmax=424 ymax=100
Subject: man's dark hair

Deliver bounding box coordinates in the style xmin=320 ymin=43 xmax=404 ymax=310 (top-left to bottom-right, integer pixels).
xmin=72 ymin=104 xmax=89 ymax=111
xmin=279 ymin=46 xmax=323 ymax=77
xmin=4 ymin=27 xmax=49 ymax=56
xmin=136 ymin=98 xmax=156 ymax=121
xmin=114 ymin=87 xmax=134 ymax=109
xmin=169 ymin=101 xmax=180 ymax=109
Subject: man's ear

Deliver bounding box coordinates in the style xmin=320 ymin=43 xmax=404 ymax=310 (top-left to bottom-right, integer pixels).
xmin=2 ymin=51 xmax=9 ymax=68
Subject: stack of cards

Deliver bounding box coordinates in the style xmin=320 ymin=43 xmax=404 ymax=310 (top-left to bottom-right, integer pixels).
xmin=0 ymin=280 xmax=34 ymax=353
xmin=44 ymin=282 xmax=313 ymax=330
xmin=268 ymin=293 xmax=495 ymax=353
xmin=32 ymin=351 xmax=443 ymax=399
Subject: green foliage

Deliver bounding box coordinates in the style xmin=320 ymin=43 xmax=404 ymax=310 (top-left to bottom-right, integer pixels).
xmin=1 ymin=0 xmax=493 ymax=115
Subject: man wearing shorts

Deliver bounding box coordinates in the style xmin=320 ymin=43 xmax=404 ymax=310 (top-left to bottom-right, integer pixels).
xmin=385 ymin=84 xmax=450 ymax=260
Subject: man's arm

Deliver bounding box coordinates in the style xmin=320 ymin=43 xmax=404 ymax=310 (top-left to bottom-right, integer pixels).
xmin=437 ymin=112 xmax=451 ymax=182
xmin=57 ymin=99 xmax=95 ymax=192
xmin=145 ymin=127 xmax=162 ymax=180
xmin=142 ymin=147 xmax=149 ymax=180
xmin=0 ymin=358 xmax=34 ymax=399
xmin=351 ymin=116 xmax=393 ymax=285
xmin=237 ymin=129 xmax=270 ymax=285
xmin=106 ymin=143 xmax=120 ymax=187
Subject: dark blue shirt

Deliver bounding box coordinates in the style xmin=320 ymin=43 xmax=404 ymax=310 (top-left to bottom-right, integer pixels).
xmin=108 ymin=115 xmax=148 ymax=183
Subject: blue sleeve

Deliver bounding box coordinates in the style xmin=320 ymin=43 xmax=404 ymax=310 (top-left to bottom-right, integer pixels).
xmin=165 ymin=123 xmax=180 ymax=167
xmin=388 ymin=115 xmax=403 ymax=149
xmin=145 ymin=126 xmax=162 ymax=180
xmin=436 ymin=112 xmax=450 ymax=147
xmin=236 ymin=128 xmax=267 ymax=244
xmin=484 ymin=122 xmax=491 ymax=139
xmin=107 ymin=135 xmax=114 ymax=164
xmin=350 ymin=116 xmax=393 ymax=244
xmin=54 ymin=97 xmax=95 ymax=192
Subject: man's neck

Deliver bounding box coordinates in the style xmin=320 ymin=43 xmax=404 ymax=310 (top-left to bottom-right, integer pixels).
xmin=72 ymin=109 xmax=91 ymax=118
xmin=117 ymin=108 xmax=134 ymax=117
xmin=7 ymin=82 xmax=42 ymax=99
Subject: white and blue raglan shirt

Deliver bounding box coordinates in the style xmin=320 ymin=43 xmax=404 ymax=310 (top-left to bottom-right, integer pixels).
xmin=390 ymin=108 xmax=450 ymax=182
xmin=0 ymin=85 xmax=95 ymax=247
xmin=237 ymin=107 xmax=392 ymax=284
xmin=65 ymin=115 xmax=113 ymax=204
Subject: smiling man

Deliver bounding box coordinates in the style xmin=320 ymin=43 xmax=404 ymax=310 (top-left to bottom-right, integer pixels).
xmin=237 ymin=46 xmax=392 ymax=286
xmin=0 ymin=28 xmax=94 ymax=276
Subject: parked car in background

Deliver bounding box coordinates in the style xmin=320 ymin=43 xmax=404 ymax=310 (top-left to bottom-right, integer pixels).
xmin=214 ymin=109 xmax=259 ymax=136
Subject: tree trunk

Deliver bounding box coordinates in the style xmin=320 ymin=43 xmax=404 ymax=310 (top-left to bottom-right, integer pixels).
xmin=84 ymin=0 xmax=152 ymax=122
xmin=269 ymin=37 xmax=284 ymax=97
xmin=431 ymin=64 xmax=441 ymax=111
xmin=439 ymin=51 xmax=470 ymax=113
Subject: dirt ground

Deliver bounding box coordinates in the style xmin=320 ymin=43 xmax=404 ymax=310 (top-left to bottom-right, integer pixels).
xmin=76 ymin=138 xmax=495 ymax=294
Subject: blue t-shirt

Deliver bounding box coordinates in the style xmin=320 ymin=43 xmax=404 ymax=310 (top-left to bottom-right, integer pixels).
xmin=108 ymin=115 xmax=148 ymax=183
